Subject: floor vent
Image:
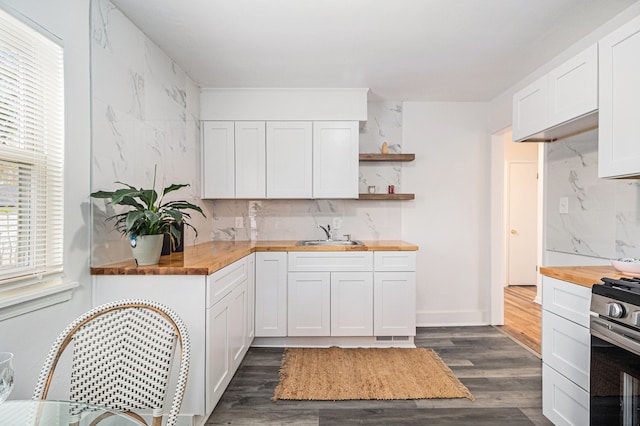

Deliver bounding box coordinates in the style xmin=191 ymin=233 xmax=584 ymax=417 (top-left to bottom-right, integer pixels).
xmin=376 ymin=336 xmax=409 ymax=341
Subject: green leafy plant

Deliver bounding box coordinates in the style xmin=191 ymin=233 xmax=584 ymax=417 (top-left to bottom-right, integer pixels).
xmin=90 ymin=168 xmax=205 ymax=243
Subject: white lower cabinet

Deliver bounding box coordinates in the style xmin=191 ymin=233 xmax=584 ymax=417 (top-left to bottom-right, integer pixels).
xmin=374 ymin=272 xmax=416 ymax=336
xmin=270 ymin=251 xmax=416 ymax=340
xmin=246 ymin=253 xmax=256 ymax=345
xmin=255 ymin=252 xmax=288 ymax=337
xmin=541 ymin=276 xmax=591 ymax=425
xmin=331 ymin=272 xmax=374 ymax=336
xmin=543 ymin=364 xmax=590 ymax=426
xmin=93 ymin=255 xmax=253 ymax=420
xmin=288 ymin=272 xmax=331 ymax=336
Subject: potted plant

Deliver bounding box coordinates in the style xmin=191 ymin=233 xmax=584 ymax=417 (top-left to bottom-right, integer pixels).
xmin=91 ymin=169 xmax=205 ymax=266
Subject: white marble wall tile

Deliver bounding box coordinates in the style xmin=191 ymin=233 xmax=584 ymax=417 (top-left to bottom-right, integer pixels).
xmin=545 ymin=129 xmax=640 ymax=260
xmin=91 ymin=0 xmax=208 ymax=264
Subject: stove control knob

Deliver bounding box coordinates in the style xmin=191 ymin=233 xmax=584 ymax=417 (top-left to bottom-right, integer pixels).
xmin=607 ymin=302 xmax=625 ymax=318
xmin=633 ymin=311 xmax=640 ymax=327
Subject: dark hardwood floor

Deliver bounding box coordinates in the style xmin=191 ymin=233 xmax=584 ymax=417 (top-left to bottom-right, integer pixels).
xmin=497 ymin=285 xmax=542 ymax=355
xmin=206 ymin=326 xmax=552 ymax=425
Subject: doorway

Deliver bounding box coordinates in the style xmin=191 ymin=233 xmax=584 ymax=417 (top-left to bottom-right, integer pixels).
xmin=490 ymin=129 xmax=542 ymax=326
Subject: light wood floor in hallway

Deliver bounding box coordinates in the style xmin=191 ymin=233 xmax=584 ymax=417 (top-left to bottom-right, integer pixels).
xmin=497 ymin=285 xmax=542 ymax=355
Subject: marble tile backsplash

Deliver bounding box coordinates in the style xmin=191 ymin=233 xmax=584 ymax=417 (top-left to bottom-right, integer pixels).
xmin=545 ymin=129 xmax=640 ymax=259
xmin=90 ymin=0 xmax=211 ymax=265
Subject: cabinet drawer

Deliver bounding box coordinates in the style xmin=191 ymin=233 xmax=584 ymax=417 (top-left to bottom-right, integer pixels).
xmin=542 ymin=310 xmax=590 ymax=391
xmin=207 ymin=257 xmax=248 ymax=308
xmin=374 ymin=252 xmax=416 ymax=272
xmin=543 ymin=364 xmax=589 ymax=426
xmin=542 ymin=276 xmax=591 ymax=327
xmin=288 ymin=251 xmax=373 ymax=272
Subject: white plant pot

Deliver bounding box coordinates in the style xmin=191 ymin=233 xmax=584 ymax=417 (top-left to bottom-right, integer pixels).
xmin=130 ymin=234 xmax=164 ymax=266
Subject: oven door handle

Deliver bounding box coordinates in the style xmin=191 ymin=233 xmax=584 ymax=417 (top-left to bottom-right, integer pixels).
xmin=591 ymin=316 xmax=640 ymax=357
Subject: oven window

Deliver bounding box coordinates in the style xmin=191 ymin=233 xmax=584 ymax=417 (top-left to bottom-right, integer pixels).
xmin=591 ymin=335 xmax=640 ymax=425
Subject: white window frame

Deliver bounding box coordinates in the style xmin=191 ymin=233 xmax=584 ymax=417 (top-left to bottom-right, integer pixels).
xmin=0 ymin=4 xmax=76 ymax=320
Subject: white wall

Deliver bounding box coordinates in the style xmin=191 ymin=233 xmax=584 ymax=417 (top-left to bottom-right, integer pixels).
xmin=0 ymin=0 xmax=92 ymax=399
xmin=402 ymin=102 xmax=491 ymax=325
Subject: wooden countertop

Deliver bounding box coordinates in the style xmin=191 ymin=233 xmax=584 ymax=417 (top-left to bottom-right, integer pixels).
xmin=91 ymin=240 xmax=419 ymax=276
xmin=539 ymin=265 xmax=631 ymax=288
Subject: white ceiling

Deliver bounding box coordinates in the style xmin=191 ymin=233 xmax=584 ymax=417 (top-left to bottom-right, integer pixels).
xmin=111 ymin=0 xmax=637 ymax=101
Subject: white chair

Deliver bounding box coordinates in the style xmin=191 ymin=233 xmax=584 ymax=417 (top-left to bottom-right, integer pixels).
xmin=33 ymin=299 xmax=190 ymax=426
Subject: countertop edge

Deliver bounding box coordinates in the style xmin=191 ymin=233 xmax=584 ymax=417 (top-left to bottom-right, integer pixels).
xmin=92 ymin=240 xmax=419 ymax=276
xmin=540 ymin=265 xmax=629 ymax=288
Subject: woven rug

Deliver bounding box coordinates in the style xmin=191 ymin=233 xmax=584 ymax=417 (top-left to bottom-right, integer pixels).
xmin=272 ymin=347 xmax=474 ymax=401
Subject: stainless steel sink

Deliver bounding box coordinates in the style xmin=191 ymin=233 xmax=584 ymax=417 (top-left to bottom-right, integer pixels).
xmin=296 ymin=240 xmax=364 ymax=247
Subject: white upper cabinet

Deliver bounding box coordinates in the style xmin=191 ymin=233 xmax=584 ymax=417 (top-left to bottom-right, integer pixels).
xmin=312 ymin=121 xmax=359 ymax=198
xmin=599 ymin=16 xmax=640 ymax=178
xmin=512 ymin=75 xmax=549 ymax=142
xmin=266 ymin=121 xmax=313 ymax=198
xmin=235 ymin=121 xmax=266 ymax=198
xmin=512 ymin=45 xmax=598 ymax=142
xmin=202 ymin=121 xmax=235 ymax=198
xmin=547 ymin=44 xmax=598 ymax=128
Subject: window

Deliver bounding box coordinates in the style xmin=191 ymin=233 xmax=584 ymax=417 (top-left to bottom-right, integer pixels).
xmin=0 ymin=7 xmax=64 ymax=287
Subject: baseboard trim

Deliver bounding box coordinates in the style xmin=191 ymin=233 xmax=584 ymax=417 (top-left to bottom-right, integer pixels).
xmin=416 ymin=309 xmax=489 ymax=327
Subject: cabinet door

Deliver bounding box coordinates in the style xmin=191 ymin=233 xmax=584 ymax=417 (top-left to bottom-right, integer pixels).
xmin=599 ymin=15 xmax=640 ymax=178
xmin=331 ymin=272 xmax=373 ymax=336
xmin=542 ymin=310 xmax=590 ymax=391
xmin=312 ymin=121 xmax=358 ymax=198
xmin=374 ymin=272 xmax=416 ymax=336
xmin=288 ymin=272 xmax=331 ymax=336
xmin=235 ymin=121 xmax=266 ymax=198
xmin=228 ymin=280 xmax=248 ymax=371
xmin=543 ymin=364 xmax=589 ymax=426
xmin=202 ymin=121 xmax=235 ymax=198
xmin=512 ymin=76 xmax=548 ymax=142
xmin=547 ymin=44 xmax=598 ymax=128
xmin=266 ymin=121 xmax=312 ymax=198
xmin=206 ymin=297 xmax=230 ymax=414
xmin=255 ymin=252 xmax=288 ymax=337
xmin=246 ymin=253 xmax=255 ymax=345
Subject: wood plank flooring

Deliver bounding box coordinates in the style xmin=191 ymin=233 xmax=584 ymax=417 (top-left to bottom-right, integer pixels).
xmin=497 ymin=285 xmax=542 ymax=355
xmin=206 ymin=326 xmax=552 ymax=425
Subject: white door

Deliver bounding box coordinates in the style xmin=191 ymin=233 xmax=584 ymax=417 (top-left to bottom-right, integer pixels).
xmin=235 ymin=121 xmax=266 ymax=198
xmin=507 ymin=161 xmax=538 ymax=285
xmin=331 ymin=272 xmax=373 ymax=336
xmin=206 ymin=298 xmax=230 ymax=414
xmin=287 ymin=272 xmax=330 ymax=336
xmin=202 ymin=121 xmax=235 ymax=198
xmin=266 ymin=121 xmax=313 ymax=198
xmin=312 ymin=121 xmax=359 ymax=198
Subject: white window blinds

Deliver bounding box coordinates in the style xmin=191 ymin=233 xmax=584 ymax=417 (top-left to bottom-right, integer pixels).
xmin=0 ymin=7 xmax=64 ymax=286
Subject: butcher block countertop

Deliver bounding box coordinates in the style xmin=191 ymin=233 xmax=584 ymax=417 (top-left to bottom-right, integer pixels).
xmin=91 ymin=240 xmax=419 ymax=276
xmin=539 ymin=265 xmax=631 ymax=288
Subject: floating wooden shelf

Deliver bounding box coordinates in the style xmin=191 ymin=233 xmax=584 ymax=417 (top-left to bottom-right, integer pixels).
xmin=359 ymin=153 xmax=415 ymax=162
xmin=358 ymin=193 xmax=415 ymax=200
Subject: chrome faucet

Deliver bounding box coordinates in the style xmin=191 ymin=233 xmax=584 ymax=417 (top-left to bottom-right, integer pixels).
xmin=318 ymin=224 xmax=332 ymax=240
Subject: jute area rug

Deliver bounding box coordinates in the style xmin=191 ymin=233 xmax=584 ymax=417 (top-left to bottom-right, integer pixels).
xmin=272 ymin=347 xmax=474 ymax=401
